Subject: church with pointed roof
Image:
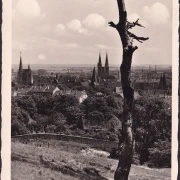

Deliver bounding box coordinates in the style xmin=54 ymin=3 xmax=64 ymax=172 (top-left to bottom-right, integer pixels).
xmin=17 ymin=53 xmax=33 ymax=85
xmin=97 ymin=51 xmax=109 ymax=78
xmin=90 ymin=66 xmax=99 ymax=86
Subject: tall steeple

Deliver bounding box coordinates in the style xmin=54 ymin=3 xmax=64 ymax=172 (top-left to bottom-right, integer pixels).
xmin=105 ymin=51 xmax=109 ymax=67
xmin=105 ymin=50 xmax=109 ymax=77
xmin=28 ymin=64 xmax=30 ymax=69
xmin=159 ymin=74 xmax=163 ymax=88
xmin=162 ymin=73 xmax=166 ymax=87
xmin=98 ymin=51 xmax=102 ymax=66
xmin=91 ymin=66 xmax=97 ymax=85
xmin=18 ymin=52 xmax=23 ymax=72
xmin=97 ymin=51 xmax=102 ymax=76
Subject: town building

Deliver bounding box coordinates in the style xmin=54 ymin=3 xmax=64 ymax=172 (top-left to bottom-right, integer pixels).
xmin=28 ymin=85 xmax=59 ymax=96
xmin=54 ymin=89 xmax=88 ymax=103
xmin=114 ymin=86 xmax=141 ymax=100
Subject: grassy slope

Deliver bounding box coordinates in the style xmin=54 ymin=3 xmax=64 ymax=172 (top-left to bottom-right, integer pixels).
xmin=12 ymin=161 xmax=78 ymax=180
xmin=11 ymin=140 xmax=171 ymax=180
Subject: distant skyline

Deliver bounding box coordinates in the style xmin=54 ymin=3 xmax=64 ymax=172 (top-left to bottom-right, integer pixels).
xmin=13 ymin=0 xmax=172 ymax=65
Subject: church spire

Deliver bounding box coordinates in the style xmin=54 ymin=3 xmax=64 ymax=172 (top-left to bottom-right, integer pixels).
xmin=98 ymin=51 xmax=102 ymax=66
xmin=91 ymin=66 xmax=97 ymax=84
xmin=105 ymin=50 xmax=109 ymax=66
xmin=28 ymin=64 xmax=30 ymax=69
xmin=19 ymin=52 xmax=23 ymax=72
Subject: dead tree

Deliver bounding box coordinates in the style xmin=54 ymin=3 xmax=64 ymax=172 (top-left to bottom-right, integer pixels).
xmin=108 ymin=0 xmax=149 ymax=179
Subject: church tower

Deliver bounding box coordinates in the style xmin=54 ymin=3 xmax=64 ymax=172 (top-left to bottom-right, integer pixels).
xmin=18 ymin=52 xmax=23 ymax=84
xmin=105 ymin=51 xmax=109 ymax=77
xmin=17 ymin=52 xmax=33 ymax=86
xmin=97 ymin=52 xmax=102 ymax=76
xmin=90 ymin=66 xmax=97 ymax=86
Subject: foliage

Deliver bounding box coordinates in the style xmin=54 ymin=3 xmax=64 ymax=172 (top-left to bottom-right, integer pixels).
xmin=134 ymin=96 xmax=171 ymax=166
xmin=53 ymin=95 xmax=79 ymax=113
xmin=11 ymin=119 xmax=29 ymax=136
xmin=16 ymin=96 xmax=37 ymax=117
xmin=32 ymin=95 xmax=54 ymax=115
xmin=37 ymin=69 xmax=48 ymax=76
xmin=82 ymin=95 xmax=123 ymax=122
xmin=148 ymin=140 xmax=171 ymax=168
xmin=108 ymin=115 xmax=122 ymax=132
xmin=11 ymin=90 xmax=171 ymax=168
xmin=46 ymin=124 xmax=57 ymax=133
xmin=87 ymin=111 xmax=105 ymax=126
xmin=48 ymin=112 xmax=66 ymax=126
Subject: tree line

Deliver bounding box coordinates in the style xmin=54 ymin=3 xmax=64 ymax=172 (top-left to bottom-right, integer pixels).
xmin=11 ymin=91 xmax=171 ymax=168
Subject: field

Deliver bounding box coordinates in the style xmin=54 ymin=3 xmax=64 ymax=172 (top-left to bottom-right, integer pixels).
xmin=12 ymin=139 xmax=171 ymax=180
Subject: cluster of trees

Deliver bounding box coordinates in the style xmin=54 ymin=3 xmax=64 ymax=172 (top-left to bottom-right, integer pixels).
xmin=12 ymin=94 xmax=83 ymax=135
xmin=11 ymin=91 xmax=123 ymax=135
xmin=110 ymin=96 xmax=171 ymax=168
xmin=11 ymin=89 xmax=171 ymax=168
xmin=134 ymin=97 xmax=171 ymax=167
xmin=81 ymin=95 xmax=123 ymax=126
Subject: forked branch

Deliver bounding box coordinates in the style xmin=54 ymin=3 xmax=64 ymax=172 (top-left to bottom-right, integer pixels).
xmin=108 ymin=0 xmax=149 ymax=47
xmin=126 ymin=19 xmax=145 ymax=29
xmin=128 ymin=31 xmax=149 ymax=43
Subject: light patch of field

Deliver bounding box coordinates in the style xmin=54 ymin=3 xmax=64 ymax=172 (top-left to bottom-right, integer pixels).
xmin=81 ymin=148 xmax=110 ymax=158
xmin=11 ymin=140 xmax=171 ymax=180
xmin=12 ymin=161 xmax=78 ymax=180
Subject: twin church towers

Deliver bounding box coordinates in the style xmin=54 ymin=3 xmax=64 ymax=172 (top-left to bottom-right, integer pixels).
xmin=97 ymin=51 xmax=109 ymax=78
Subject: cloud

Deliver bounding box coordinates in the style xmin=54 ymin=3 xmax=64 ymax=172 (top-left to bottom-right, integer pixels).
xmin=83 ymin=14 xmax=106 ymax=29
xmin=15 ymin=0 xmax=41 ymax=19
xmin=41 ymin=37 xmax=82 ymax=50
xmin=144 ymin=47 xmax=159 ymax=52
xmin=41 ymin=13 xmax=46 ymax=18
xmin=128 ymin=13 xmax=149 ymax=27
xmin=38 ymin=54 xmax=46 ymax=60
xmin=95 ymin=44 xmax=118 ymax=50
xmin=142 ymin=2 xmax=170 ymax=24
xmin=67 ymin=19 xmax=87 ymax=34
xmin=36 ymin=24 xmax=51 ymax=33
xmin=128 ymin=13 xmax=140 ymax=22
xmin=54 ymin=24 xmax=67 ymax=35
xmin=66 ymin=43 xmax=80 ymax=48
xmin=12 ymin=41 xmax=28 ymax=51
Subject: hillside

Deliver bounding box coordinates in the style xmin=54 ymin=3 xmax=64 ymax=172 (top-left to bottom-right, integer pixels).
xmin=11 ymin=140 xmax=171 ymax=180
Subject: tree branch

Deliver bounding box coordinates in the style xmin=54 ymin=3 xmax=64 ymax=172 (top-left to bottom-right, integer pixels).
xmin=126 ymin=19 xmax=145 ymax=30
xmin=128 ymin=31 xmax=149 ymax=43
xmin=108 ymin=21 xmax=117 ymax=29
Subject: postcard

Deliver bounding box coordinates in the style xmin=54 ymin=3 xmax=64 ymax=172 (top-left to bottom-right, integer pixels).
xmin=1 ymin=0 xmax=179 ymax=179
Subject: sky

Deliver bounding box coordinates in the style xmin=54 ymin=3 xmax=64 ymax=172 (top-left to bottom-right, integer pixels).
xmin=12 ymin=0 xmax=172 ymax=65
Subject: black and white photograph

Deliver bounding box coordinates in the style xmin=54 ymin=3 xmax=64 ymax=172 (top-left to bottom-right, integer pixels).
xmin=7 ymin=0 xmax=178 ymax=179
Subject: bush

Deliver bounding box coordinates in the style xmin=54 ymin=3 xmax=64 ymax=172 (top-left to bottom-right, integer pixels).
xmin=108 ymin=134 xmax=118 ymax=141
xmin=132 ymin=153 xmax=140 ymax=165
xmin=109 ymin=147 xmax=119 ymax=159
xmin=147 ymin=140 xmax=171 ymax=168
xmin=46 ymin=125 xmax=56 ymax=133
xmin=11 ymin=119 xmax=29 ymax=136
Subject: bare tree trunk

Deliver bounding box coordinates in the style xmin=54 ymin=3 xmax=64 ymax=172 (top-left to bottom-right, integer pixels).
xmin=108 ymin=0 xmax=148 ymax=179
xmin=114 ymin=48 xmax=135 ymax=180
